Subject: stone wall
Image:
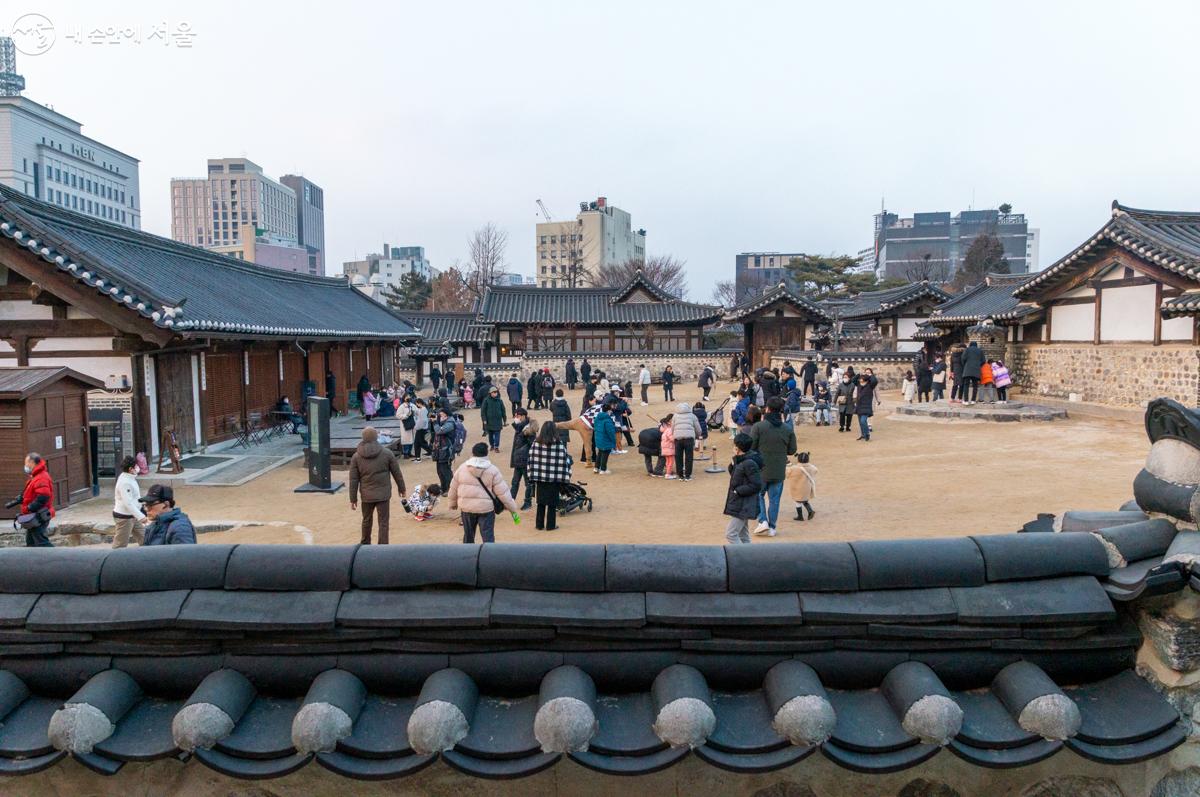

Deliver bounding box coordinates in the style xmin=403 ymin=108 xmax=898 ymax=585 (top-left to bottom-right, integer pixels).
xmin=1010 ymin=343 xmax=1200 ymax=407
xmin=771 ymin=351 xmax=919 ymax=391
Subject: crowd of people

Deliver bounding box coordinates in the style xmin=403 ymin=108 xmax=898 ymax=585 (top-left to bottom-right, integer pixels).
xmin=17 ymin=346 xmax=1019 ymax=550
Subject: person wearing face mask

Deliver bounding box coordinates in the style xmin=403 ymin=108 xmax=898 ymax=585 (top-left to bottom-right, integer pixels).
xmin=18 ymin=452 xmax=54 ymax=547
xmin=111 ymin=455 xmax=146 ymax=548
xmin=835 ymin=373 xmax=856 ymax=432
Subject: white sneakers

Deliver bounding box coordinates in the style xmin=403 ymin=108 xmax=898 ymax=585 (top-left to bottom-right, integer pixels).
xmin=640 ymin=401 xmax=648 ymax=406
xmin=599 ymin=470 xmax=612 ymax=475
xmin=753 ymin=522 xmax=770 ymax=535
xmin=665 ymin=474 xmax=678 ymax=480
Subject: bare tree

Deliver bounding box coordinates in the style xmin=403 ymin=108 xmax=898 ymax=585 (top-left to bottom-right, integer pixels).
xmin=464 ymin=222 xmax=508 ymax=300
xmin=426 ymin=264 xmax=476 ymax=312
xmin=626 ymin=322 xmax=659 ymax=351
xmin=596 ymin=254 xmax=688 ymax=299
xmin=710 ymin=280 xmax=738 ymax=308
xmin=903 ymin=251 xmax=950 ymax=284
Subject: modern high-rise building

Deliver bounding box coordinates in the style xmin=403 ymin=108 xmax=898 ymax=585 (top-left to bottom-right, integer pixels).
xmin=0 ymin=38 xmax=141 ymax=228
xmin=170 ymin=158 xmax=297 ymax=251
xmin=211 ymin=224 xmax=313 ymax=275
xmin=734 ymin=252 xmax=805 ymax=302
xmin=343 ymin=244 xmax=437 ymax=289
xmin=280 ymin=174 xmax=325 ymax=275
xmin=874 ymin=208 xmax=1037 ymax=281
xmin=535 ymin=196 xmax=646 ymax=288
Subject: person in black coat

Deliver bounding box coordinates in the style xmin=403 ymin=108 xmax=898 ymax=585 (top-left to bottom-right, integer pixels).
xmin=565 ymin=357 xmax=578 ymax=390
xmin=550 ymin=389 xmax=572 ymax=445
xmin=800 ymin=358 xmax=818 ymax=396
xmin=508 ymin=409 xmax=536 ymax=510
xmin=356 ymin=374 xmax=371 ymax=415
xmin=916 ymin=360 xmax=933 ymax=403
xmin=580 ymin=358 xmax=592 ymax=386
xmin=662 ymin=366 xmax=676 ymax=402
xmin=724 ymin=433 xmax=764 ymax=544
xmin=527 ymin=371 xmax=542 ymax=410
xmin=853 ymin=374 xmax=878 ymax=441
xmin=429 ymin=364 xmax=442 ymax=392
xmin=950 ymin=347 xmax=965 ymax=402
xmin=637 ymin=425 xmax=665 ymax=476
xmin=582 ymin=375 xmax=598 ymax=412
xmin=325 ymin=370 xmax=338 ymax=415
xmin=506 ymin=373 xmax=523 ymax=412
xmin=960 ymin=342 xmax=985 ymax=405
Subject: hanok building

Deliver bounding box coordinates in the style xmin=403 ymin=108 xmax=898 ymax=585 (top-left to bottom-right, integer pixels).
xmin=1008 ymin=201 xmax=1200 ymax=406
xmin=0 ymin=184 xmax=420 ymax=459
xmin=916 ymin=273 xmax=1042 ymax=351
xmin=827 ymin=281 xmax=952 ymax=352
xmin=478 ymin=271 xmax=722 ymax=359
xmin=394 ymin=310 xmax=495 ymax=383
xmin=723 ymin=283 xmax=831 ymax=369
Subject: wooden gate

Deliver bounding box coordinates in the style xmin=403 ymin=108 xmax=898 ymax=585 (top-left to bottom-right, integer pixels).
xmin=204 ymin=352 xmax=243 ymax=442
xmin=155 ymin=352 xmax=197 ymax=451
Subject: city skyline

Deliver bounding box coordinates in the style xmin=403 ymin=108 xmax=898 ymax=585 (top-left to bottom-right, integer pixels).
xmin=5 ymin=1 xmax=1200 ymax=298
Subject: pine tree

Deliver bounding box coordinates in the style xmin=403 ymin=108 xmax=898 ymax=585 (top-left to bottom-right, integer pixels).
xmin=382 ymin=271 xmax=432 ymax=310
xmin=954 ymin=234 xmax=1009 ymax=290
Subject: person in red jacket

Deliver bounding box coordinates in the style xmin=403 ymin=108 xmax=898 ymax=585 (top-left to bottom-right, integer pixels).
xmin=20 ymin=452 xmax=54 ymax=547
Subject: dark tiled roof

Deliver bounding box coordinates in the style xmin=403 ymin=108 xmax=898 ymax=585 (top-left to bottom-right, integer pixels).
xmin=395 ymin=312 xmax=493 ymax=346
xmin=911 ymin=323 xmax=947 ymax=341
xmin=723 ymin=283 xmax=831 ymax=323
xmin=0 ymin=185 xmax=420 ymax=342
xmin=1017 ymin=201 xmax=1200 ymax=300
xmin=0 ymin=534 xmax=1183 ymax=780
xmin=835 ymin=282 xmax=953 ymax=320
xmin=1161 ymin=291 xmax=1200 ymax=318
xmin=928 ymin=274 xmax=1040 ymax=325
xmin=0 ymin=366 xmax=102 ymax=399
xmin=479 ymin=278 xmax=722 ymax=326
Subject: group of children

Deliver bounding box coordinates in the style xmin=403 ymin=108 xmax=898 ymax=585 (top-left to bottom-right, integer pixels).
xmin=901 ymin=357 xmax=1012 ymax=404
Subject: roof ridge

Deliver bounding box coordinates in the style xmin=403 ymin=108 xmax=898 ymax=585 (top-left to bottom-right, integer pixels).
xmin=0 ymin=183 xmax=352 ymax=290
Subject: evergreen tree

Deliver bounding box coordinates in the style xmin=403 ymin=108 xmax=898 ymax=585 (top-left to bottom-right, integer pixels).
xmin=786 ymin=254 xmax=881 ymax=298
xmin=953 ymin=234 xmax=1009 ymax=290
xmin=382 ymin=271 xmax=432 ymax=310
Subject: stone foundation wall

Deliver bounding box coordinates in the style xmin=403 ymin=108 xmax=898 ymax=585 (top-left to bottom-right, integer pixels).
xmin=1010 ymin=343 xmax=1200 ymax=407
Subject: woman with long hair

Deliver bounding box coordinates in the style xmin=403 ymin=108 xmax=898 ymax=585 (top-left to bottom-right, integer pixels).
xmin=526 ymin=421 xmax=573 ymax=531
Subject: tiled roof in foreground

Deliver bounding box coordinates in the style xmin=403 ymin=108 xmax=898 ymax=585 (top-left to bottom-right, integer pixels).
xmin=0 ymin=184 xmax=420 ymax=342
xmin=0 ymin=531 xmax=1186 ymax=781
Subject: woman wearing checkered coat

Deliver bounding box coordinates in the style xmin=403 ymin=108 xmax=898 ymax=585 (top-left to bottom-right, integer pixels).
xmin=526 ymin=421 xmax=573 ymax=531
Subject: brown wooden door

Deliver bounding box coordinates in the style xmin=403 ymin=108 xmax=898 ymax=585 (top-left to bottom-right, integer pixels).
xmin=25 ymin=388 xmax=73 ymax=510
xmin=327 ymin=349 xmax=347 ymax=413
xmin=63 ymin=391 xmax=90 ymax=504
xmin=204 ymin=352 xmax=243 ymax=442
xmin=156 ymin=352 xmax=197 ymax=451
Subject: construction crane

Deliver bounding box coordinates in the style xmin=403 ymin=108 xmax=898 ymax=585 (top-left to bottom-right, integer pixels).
xmin=536 ymin=199 xmax=554 ymax=222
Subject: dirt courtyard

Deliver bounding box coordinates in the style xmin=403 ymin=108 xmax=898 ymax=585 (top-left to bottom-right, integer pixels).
xmin=63 ymin=381 xmax=1149 ymax=546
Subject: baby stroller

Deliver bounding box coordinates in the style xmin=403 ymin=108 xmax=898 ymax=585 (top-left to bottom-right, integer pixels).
xmin=558 ymin=481 xmax=594 ymax=514
xmin=707 ymin=397 xmax=731 ymax=433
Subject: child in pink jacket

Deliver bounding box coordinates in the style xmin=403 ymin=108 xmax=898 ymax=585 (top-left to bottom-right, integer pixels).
xmin=660 ymin=415 xmax=676 ymax=480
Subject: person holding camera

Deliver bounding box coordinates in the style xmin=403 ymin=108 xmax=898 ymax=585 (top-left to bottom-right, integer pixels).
xmin=15 ymin=452 xmax=54 ymax=547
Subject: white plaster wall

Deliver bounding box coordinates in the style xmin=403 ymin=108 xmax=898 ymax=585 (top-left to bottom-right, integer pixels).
xmin=1062 ymin=283 xmax=1097 ymax=299
xmin=34 ymin=336 xmax=113 ymax=351
xmin=44 ymin=355 xmax=131 ymax=384
xmin=897 ymin=317 xmax=922 ymax=339
xmin=1051 ymin=302 xmax=1094 ymax=341
xmin=1161 ymin=314 xmax=1193 ymax=341
xmin=1099 ymin=284 xmax=1156 ymax=341
xmin=0 ymin=300 xmax=52 ymax=319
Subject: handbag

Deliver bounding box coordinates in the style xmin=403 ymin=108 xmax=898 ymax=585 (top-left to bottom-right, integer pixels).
xmin=401 ymin=413 xmax=415 ymax=431
xmin=475 ymin=473 xmax=504 ymax=514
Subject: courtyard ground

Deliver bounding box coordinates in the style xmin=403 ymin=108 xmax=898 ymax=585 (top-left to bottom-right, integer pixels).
xmin=60 ymin=381 xmax=1149 ymax=546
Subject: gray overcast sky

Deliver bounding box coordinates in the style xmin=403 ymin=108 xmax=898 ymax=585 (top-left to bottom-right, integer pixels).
xmin=9 ymin=0 xmax=1200 ymax=299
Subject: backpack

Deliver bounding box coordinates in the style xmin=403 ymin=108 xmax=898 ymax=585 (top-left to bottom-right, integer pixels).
xmin=542 ymin=376 xmax=554 ymax=390
xmin=452 ymin=417 xmax=468 ymax=454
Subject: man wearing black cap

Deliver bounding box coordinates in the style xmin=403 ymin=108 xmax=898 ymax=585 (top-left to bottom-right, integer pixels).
xmin=139 ymin=485 xmax=197 ymax=545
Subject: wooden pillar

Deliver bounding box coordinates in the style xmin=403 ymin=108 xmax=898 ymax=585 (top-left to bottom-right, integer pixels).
xmin=799 ymin=320 xmax=807 ymax=351
xmin=1154 ymin=283 xmax=1163 ymax=346
xmin=1093 ymin=286 xmax=1103 ymax=345
xmin=1045 ymin=305 xmax=1053 ymax=342
xmin=239 ymin=346 xmax=249 ymax=423
xmin=608 ymin=329 xmax=616 ymax=351
xmin=891 ymin=316 xmax=899 ymax=349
